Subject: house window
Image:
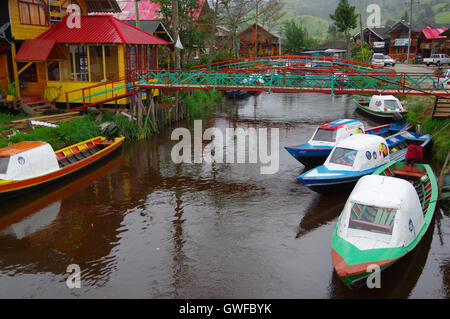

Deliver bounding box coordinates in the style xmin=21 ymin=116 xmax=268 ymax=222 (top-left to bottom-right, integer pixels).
xmin=69 ymin=45 xmax=88 ymax=81
xmin=47 ymin=61 xmax=60 ymax=81
xmin=89 ymin=46 xmax=104 ymax=82
xmin=18 ymin=62 xmax=38 ymax=82
xmin=18 ymin=0 xmax=49 ymax=26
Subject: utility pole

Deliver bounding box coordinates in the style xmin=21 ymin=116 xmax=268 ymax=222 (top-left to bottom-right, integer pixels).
xmin=134 ymin=0 xmax=140 ymax=29
xmin=254 ymin=0 xmax=259 ymax=57
xmin=359 ymin=0 xmax=364 ymax=59
xmin=406 ymin=0 xmax=419 ymax=64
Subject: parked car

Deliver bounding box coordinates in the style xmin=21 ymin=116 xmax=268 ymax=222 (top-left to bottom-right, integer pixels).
xmin=371 ymin=53 xmax=385 ymax=66
xmin=435 ymin=69 xmax=450 ymax=90
xmin=423 ymin=54 xmax=450 ymax=66
xmin=383 ymin=55 xmax=396 ymax=67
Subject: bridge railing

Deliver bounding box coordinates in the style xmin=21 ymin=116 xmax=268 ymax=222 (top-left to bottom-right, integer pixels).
xmin=133 ymin=69 xmax=449 ymax=97
xmin=190 ymin=55 xmax=391 ymax=74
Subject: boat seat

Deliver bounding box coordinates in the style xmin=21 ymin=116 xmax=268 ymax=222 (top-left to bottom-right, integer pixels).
xmin=74 ymin=153 xmax=85 ymax=161
xmin=392 ymin=170 xmax=424 ymax=178
xmin=58 ymin=158 xmax=71 ymax=167
xmin=81 ymin=150 xmax=91 ymax=158
xmin=87 ymin=147 xmax=99 ymax=155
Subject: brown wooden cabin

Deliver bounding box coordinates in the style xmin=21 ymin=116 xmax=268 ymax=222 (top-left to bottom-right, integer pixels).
xmin=239 ymin=23 xmax=281 ymax=57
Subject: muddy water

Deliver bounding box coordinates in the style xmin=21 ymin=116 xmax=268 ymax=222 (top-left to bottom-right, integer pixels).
xmin=0 ymin=92 xmax=448 ymax=298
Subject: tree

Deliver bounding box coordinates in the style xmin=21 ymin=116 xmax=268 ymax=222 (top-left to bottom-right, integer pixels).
xmin=156 ymin=0 xmax=208 ymax=67
xmin=329 ymin=0 xmax=357 ymax=60
xmin=283 ymin=19 xmax=309 ymax=55
xmin=221 ymin=0 xmax=255 ymax=58
xmin=401 ymin=9 xmax=409 ymax=23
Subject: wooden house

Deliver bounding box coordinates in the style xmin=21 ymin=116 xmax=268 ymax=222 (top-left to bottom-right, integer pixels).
xmin=418 ymin=28 xmax=448 ymax=58
xmin=239 ymin=23 xmax=281 ymax=57
xmin=439 ymin=28 xmax=450 ymax=55
xmin=353 ymin=26 xmax=391 ymax=55
xmin=0 ymin=1 xmax=169 ymax=113
xmin=387 ymin=20 xmax=450 ymax=62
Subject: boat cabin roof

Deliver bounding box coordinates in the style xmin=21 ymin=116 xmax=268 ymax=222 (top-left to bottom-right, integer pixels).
xmin=335 ymin=134 xmax=385 ymax=151
xmin=319 ymin=119 xmax=363 ymax=130
xmin=370 ymin=95 xmax=400 ymax=102
xmin=350 ymin=175 xmax=415 ymax=209
xmin=0 ymin=141 xmax=47 ymax=157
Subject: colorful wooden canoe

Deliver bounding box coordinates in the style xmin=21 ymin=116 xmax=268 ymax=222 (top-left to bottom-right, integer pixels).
xmin=0 ymin=136 xmax=124 ymax=199
xmin=353 ymin=95 xmax=407 ymax=119
xmin=332 ymin=161 xmax=438 ymax=288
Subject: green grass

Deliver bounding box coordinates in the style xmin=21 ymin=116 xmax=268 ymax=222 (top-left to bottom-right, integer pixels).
xmin=405 ymin=96 xmax=450 ymax=171
xmin=7 ymin=115 xmax=102 ymax=150
xmin=0 ymin=112 xmax=28 ymax=148
xmin=185 ymin=90 xmax=224 ymax=118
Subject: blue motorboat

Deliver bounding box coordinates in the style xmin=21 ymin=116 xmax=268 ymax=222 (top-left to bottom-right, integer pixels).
xmin=297 ymin=130 xmax=432 ymax=192
xmin=284 ymin=119 xmax=410 ymax=167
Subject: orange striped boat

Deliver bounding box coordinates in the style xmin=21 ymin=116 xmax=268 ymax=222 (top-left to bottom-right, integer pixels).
xmin=0 ymin=136 xmax=124 ymax=199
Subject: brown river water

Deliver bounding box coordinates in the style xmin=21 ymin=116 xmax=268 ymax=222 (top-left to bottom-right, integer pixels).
xmin=0 ymin=92 xmax=449 ymax=298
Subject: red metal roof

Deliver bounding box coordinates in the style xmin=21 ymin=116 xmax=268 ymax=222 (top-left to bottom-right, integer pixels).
xmin=37 ymin=15 xmax=169 ymax=45
xmin=422 ymin=28 xmax=448 ymax=39
xmin=15 ymin=39 xmax=66 ymax=61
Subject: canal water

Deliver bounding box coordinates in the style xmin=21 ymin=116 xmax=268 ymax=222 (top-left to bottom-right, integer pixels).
xmin=0 ymin=92 xmax=448 ymax=298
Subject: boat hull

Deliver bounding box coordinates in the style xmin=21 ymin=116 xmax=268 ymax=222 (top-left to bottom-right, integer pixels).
xmin=297 ymin=168 xmax=376 ymax=192
xmin=0 ymin=137 xmax=124 ymax=200
xmin=284 ymin=145 xmax=332 ymax=167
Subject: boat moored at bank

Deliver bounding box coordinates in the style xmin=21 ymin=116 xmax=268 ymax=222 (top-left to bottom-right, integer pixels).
xmin=285 ymin=119 xmax=411 ymax=167
xmin=331 ymin=162 xmax=437 ymax=288
xmin=0 ymin=136 xmax=124 ymax=199
xmin=297 ymin=131 xmax=432 ymax=191
xmin=284 ymin=119 xmax=365 ymax=167
xmin=353 ymin=95 xmax=407 ymax=119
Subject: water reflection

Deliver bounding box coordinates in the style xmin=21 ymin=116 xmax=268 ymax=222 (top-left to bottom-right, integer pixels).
xmin=0 ymin=92 xmax=448 ymax=298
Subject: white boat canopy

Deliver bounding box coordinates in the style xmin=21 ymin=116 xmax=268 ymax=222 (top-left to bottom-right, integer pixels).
xmin=369 ymin=95 xmax=404 ymax=113
xmin=337 ymin=174 xmax=425 ymax=249
xmin=324 ymin=134 xmax=390 ymax=171
xmin=308 ymin=119 xmax=365 ymax=147
xmin=0 ymin=141 xmax=59 ymax=181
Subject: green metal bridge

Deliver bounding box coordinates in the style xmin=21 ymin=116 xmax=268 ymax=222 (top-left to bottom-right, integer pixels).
xmin=66 ymin=56 xmax=450 ymax=111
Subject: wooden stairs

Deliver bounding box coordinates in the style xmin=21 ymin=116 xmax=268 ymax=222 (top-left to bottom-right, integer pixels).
xmin=20 ymin=96 xmax=57 ymax=115
xmin=432 ymin=96 xmax=450 ymax=119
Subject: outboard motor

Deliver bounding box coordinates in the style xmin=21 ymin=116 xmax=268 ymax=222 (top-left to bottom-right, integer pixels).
xmin=103 ymin=123 xmax=120 ymax=141
xmin=393 ymin=112 xmax=406 ymax=125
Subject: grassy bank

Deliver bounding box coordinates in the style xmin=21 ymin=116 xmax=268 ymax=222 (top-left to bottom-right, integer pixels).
xmin=0 ymin=90 xmax=223 ymax=149
xmin=404 ymin=96 xmax=450 ymax=171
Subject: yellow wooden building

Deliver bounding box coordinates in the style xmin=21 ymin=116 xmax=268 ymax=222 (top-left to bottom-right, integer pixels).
xmin=0 ymin=0 xmax=168 ymax=113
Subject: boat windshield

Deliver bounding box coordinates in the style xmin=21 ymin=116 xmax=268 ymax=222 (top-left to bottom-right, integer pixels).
xmin=311 ymin=129 xmax=336 ymax=142
xmin=0 ymin=156 xmax=9 ymax=174
xmin=384 ymin=100 xmax=400 ymax=110
xmin=348 ymin=202 xmax=396 ymax=235
xmin=329 ymin=147 xmax=357 ymax=167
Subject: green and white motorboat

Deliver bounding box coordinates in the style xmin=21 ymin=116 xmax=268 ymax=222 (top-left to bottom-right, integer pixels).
xmin=353 ymin=95 xmax=407 ymax=119
xmin=331 ymin=161 xmax=438 ymax=288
